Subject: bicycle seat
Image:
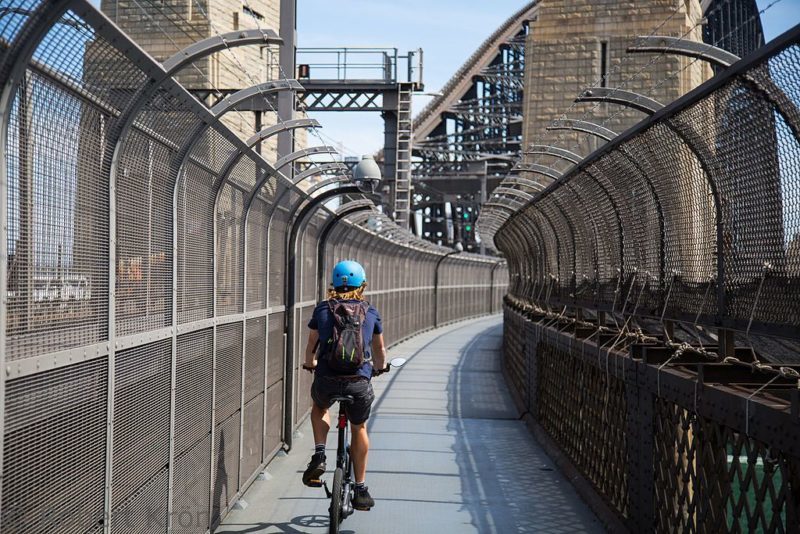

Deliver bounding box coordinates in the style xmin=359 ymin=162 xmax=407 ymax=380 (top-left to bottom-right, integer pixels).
xmin=330 ymin=395 xmax=354 ymax=405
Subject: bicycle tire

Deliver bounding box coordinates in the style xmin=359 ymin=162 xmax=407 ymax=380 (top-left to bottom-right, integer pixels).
xmin=329 ymin=467 xmax=344 ymax=534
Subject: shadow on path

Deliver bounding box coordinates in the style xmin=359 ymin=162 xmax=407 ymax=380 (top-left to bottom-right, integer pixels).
xmin=446 ymin=324 xmax=603 ymax=533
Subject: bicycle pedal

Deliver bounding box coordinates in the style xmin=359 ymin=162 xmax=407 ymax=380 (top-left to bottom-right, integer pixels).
xmin=307 ymin=479 xmax=323 ymax=488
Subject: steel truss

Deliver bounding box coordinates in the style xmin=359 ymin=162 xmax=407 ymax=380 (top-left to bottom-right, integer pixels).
xmin=410 ymin=2 xmax=535 ymax=252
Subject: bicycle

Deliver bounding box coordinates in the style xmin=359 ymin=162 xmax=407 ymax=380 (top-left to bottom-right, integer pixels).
xmin=306 ymin=357 xmax=407 ymax=534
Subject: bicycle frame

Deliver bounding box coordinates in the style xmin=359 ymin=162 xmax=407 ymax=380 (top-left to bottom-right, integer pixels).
xmin=335 ymin=403 xmax=355 ymax=519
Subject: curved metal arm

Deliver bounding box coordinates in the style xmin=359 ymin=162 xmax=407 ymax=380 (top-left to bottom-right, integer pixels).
xmin=178 ymin=84 xmax=311 ymax=211
xmin=575 ymin=88 xmax=664 ymax=115
xmin=546 ymin=119 xmax=617 ymax=142
xmin=516 ymin=162 xmax=563 ymax=181
xmin=492 ymin=187 xmax=534 ymax=202
xmin=484 ymin=200 xmax=524 ymax=213
xmin=292 ymin=162 xmax=348 ymax=184
xmin=242 ymin=120 xmax=325 ymax=211
xmin=163 ymin=28 xmax=281 ymax=75
xmin=316 ymin=202 xmax=374 ymax=299
xmin=211 ymin=79 xmax=303 ymax=116
xmin=222 ymin=144 xmax=336 ymax=216
xmin=246 ymin=118 xmax=319 ymax=147
xmin=524 ymin=145 xmax=582 ymax=165
xmin=501 ymin=176 xmax=547 ymax=191
xmin=626 ymin=35 xmax=740 ymax=68
xmin=275 ymin=145 xmax=338 ymax=171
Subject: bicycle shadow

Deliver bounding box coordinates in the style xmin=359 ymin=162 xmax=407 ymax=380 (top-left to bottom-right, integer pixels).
xmin=214 ymin=514 xmax=355 ymax=534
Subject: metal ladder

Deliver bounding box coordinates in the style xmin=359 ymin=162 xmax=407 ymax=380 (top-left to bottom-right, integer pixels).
xmin=393 ymin=82 xmax=414 ymax=229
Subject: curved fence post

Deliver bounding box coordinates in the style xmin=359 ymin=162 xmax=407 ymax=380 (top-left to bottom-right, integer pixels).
xmin=282 ymin=185 xmax=365 ymax=449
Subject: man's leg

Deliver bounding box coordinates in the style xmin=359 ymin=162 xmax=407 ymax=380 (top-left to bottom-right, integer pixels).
xmin=350 ymin=422 xmax=369 ymax=483
xmin=310 ymin=402 xmax=330 ymax=445
xmin=303 ymin=384 xmax=331 ymax=486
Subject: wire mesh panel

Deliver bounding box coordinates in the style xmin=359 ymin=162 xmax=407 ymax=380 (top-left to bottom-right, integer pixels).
xmin=265 ymin=312 xmax=285 ymax=456
xmin=246 ymin=198 xmax=269 ymax=311
xmin=497 ymin=25 xmax=800 ymax=345
xmin=216 ymin=185 xmax=245 ymax=316
xmin=240 ymin=394 xmax=265 ymax=484
xmin=170 ymin=434 xmax=211 ymax=534
xmin=268 ymin=202 xmax=290 ymax=307
xmin=653 ymin=399 xmax=800 ymax=533
xmin=215 ymin=322 xmax=243 ymax=424
xmin=110 ymin=466 xmax=169 ymax=534
xmin=1 ymin=358 xmax=108 ymax=533
xmin=5 ymin=61 xmax=111 ymax=361
xmin=245 ymin=316 xmax=267 ymax=403
xmin=211 ymin=412 xmax=240 ymax=525
xmin=175 ymin=329 xmax=213 ymax=457
xmin=177 ymin=163 xmax=215 ymax=324
xmin=111 ymin=340 xmax=171 ymax=510
xmin=116 ymin=114 xmax=185 ymax=336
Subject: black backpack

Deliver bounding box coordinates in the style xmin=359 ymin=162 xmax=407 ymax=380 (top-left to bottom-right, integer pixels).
xmin=324 ymin=299 xmax=370 ymax=374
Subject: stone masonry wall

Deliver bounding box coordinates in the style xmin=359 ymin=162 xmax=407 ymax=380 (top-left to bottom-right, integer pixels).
xmin=99 ymin=0 xmax=306 ymax=166
xmin=522 ymin=0 xmax=712 ymax=182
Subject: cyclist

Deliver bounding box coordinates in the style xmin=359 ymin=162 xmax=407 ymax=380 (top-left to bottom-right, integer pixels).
xmin=301 ymin=260 xmax=386 ymax=511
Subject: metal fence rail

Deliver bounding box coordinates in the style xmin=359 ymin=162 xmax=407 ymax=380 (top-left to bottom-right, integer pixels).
xmin=503 ymin=303 xmax=800 ymax=533
xmin=497 ymin=24 xmax=800 ymax=348
xmin=497 ymin=23 xmax=800 ymax=534
xmin=0 ymin=2 xmax=507 ymax=532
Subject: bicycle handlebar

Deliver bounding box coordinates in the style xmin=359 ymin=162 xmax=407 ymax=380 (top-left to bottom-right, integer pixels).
xmin=301 ymin=362 xmax=391 ymax=376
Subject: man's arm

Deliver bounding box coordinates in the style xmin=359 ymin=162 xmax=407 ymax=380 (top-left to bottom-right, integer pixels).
xmin=371 ymin=333 xmax=387 ymax=370
xmin=303 ymin=328 xmax=320 ymax=371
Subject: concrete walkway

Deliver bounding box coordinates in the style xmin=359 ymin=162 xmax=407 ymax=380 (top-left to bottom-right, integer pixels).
xmin=218 ymin=316 xmax=604 ymax=533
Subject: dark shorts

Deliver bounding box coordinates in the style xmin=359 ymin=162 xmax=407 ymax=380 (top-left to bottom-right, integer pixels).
xmin=311 ymin=376 xmax=375 ymax=425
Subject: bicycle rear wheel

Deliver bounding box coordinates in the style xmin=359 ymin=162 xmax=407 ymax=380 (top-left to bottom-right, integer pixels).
xmin=329 ymin=467 xmax=344 ymax=534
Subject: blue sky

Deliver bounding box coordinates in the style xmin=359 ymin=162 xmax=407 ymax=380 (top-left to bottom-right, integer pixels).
xmin=297 ymin=0 xmax=800 ymax=158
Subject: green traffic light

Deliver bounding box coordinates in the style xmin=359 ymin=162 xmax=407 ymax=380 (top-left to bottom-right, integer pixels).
xmin=465 ymin=225 xmax=472 ymax=231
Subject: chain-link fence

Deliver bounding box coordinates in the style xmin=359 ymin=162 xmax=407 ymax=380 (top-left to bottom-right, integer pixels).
xmin=0 ymin=2 xmax=507 ymax=532
xmin=498 ymin=23 xmax=800 ymax=533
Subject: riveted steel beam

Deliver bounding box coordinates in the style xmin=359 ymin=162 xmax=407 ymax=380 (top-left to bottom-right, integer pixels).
xmin=575 ymin=88 xmax=664 ymax=115
xmin=626 ymin=35 xmax=740 ymax=68
xmin=547 ymin=119 xmax=617 ymax=142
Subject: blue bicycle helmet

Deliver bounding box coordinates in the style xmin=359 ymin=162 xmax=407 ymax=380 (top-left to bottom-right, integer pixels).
xmin=332 ymin=260 xmax=366 ymax=290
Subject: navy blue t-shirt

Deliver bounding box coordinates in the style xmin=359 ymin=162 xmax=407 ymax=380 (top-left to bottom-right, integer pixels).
xmin=308 ymin=299 xmax=383 ymax=380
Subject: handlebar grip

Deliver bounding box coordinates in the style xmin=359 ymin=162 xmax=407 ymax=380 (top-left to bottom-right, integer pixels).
xmin=372 ymin=365 xmax=390 ymax=377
